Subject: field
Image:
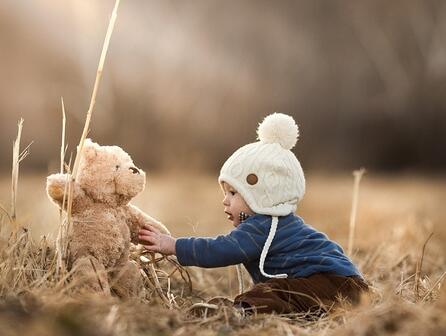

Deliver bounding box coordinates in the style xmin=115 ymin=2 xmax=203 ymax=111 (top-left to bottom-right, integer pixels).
xmin=0 ymin=171 xmax=445 ymax=335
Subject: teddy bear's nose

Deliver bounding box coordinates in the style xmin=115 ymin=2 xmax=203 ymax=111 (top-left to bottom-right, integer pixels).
xmin=129 ymin=167 xmax=140 ymax=174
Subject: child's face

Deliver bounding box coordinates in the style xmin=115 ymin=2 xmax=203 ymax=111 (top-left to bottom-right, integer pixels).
xmin=222 ymin=182 xmax=254 ymax=227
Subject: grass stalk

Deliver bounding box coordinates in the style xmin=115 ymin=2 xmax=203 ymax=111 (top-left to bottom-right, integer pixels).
xmin=60 ymin=97 xmax=67 ymax=175
xmin=348 ymin=168 xmax=366 ymax=256
xmin=66 ymin=0 xmax=121 ymax=234
xmin=62 ymin=154 xmax=73 ymax=263
xmin=55 ymin=98 xmax=67 ymax=276
xmin=10 ymin=118 xmax=23 ymax=229
xmin=0 ymin=203 xmax=13 ymax=226
xmin=414 ymin=232 xmax=433 ymax=299
xmin=421 ymin=270 xmax=446 ymax=302
xmin=10 ymin=119 xmax=32 ymax=233
xmin=235 ymin=264 xmax=244 ymax=295
xmin=71 ymin=0 xmax=121 ymax=183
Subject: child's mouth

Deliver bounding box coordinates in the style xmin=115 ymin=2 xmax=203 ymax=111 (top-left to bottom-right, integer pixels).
xmin=224 ymin=211 xmax=233 ymax=221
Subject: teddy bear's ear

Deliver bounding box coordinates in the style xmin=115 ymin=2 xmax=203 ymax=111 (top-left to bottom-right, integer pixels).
xmin=81 ymin=138 xmax=98 ymax=162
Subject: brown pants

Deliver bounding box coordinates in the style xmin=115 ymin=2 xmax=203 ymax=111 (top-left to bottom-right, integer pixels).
xmin=233 ymin=273 xmax=368 ymax=316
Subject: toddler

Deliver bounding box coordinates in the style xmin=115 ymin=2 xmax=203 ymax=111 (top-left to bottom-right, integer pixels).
xmin=139 ymin=113 xmax=368 ymax=316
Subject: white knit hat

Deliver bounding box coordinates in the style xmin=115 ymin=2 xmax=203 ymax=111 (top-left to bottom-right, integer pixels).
xmin=218 ymin=113 xmax=305 ymax=279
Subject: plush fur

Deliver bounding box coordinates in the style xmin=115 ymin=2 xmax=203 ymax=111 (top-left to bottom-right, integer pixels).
xmin=46 ymin=139 xmax=169 ymax=298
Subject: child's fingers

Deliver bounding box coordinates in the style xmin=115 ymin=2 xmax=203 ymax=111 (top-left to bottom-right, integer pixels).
xmin=143 ymin=245 xmax=159 ymax=252
xmin=139 ymin=229 xmax=156 ymax=236
xmin=138 ymin=234 xmax=157 ymax=246
xmin=142 ymin=223 xmax=160 ymax=234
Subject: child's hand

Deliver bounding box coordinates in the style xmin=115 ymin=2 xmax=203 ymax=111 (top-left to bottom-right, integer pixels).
xmin=138 ymin=224 xmax=176 ymax=255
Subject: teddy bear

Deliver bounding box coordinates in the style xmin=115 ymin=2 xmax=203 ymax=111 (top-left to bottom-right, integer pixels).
xmin=46 ymin=138 xmax=170 ymax=298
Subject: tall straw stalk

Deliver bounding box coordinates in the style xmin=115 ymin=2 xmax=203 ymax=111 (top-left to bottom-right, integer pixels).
xmin=55 ymin=98 xmax=67 ymax=275
xmin=70 ymin=0 xmax=120 ymax=183
xmin=348 ymin=168 xmax=366 ymax=256
xmin=10 ymin=119 xmax=32 ymax=233
xmin=60 ymin=97 xmax=67 ymax=176
xmin=66 ymin=0 xmax=120 ymax=223
xmin=10 ymin=118 xmax=23 ymax=228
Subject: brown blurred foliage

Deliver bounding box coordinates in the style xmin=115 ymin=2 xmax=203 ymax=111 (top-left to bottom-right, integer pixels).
xmin=0 ymin=0 xmax=445 ymax=173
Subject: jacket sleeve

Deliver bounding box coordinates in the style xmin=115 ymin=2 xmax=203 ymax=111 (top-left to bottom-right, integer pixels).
xmin=175 ymin=220 xmax=266 ymax=267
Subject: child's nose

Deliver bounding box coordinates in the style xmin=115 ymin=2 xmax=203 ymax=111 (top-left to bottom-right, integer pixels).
xmin=222 ymin=195 xmax=230 ymax=206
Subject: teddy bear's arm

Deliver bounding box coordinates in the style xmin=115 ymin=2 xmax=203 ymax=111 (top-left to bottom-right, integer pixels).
xmin=46 ymin=173 xmax=85 ymax=209
xmin=127 ymin=204 xmax=170 ymax=244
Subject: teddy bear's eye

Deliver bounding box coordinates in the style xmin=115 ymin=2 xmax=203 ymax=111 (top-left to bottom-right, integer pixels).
xmin=115 ymin=165 xmax=120 ymax=170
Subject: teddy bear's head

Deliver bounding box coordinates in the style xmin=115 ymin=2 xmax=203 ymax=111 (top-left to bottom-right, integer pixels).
xmin=77 ymin=139 xmax=146 ymax=205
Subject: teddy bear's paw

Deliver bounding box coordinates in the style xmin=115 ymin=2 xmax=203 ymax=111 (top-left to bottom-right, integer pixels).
xmin=46 ymin=173 xmax=72 ymax=202
xmin=47 ymin=183 xmax=65 ymax=200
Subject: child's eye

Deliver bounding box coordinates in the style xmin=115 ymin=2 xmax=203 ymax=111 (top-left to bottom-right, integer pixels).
xmin=230 ymin=191 xmax=236 ymax=196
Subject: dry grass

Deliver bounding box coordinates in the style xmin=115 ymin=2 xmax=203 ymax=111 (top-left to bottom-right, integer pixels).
xmin=0 ymin=170 xmax=445 ymax=336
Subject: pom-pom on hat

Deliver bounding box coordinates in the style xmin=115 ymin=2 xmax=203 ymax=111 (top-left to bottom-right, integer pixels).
xmin=218 ymin=112 xmax=305 ymax=279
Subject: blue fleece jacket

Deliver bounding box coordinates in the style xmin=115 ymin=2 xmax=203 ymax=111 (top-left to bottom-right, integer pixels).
xmin=175 ymin=214 xmax=362 ymax=283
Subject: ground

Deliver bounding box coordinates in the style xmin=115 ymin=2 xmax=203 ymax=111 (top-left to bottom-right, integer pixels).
xmin=0 ymin=171 xmax=445 ymax=335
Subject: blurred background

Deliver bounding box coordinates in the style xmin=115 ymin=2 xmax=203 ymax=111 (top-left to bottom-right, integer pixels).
xmin=1 ymin=0 xmax=446 ymax=174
